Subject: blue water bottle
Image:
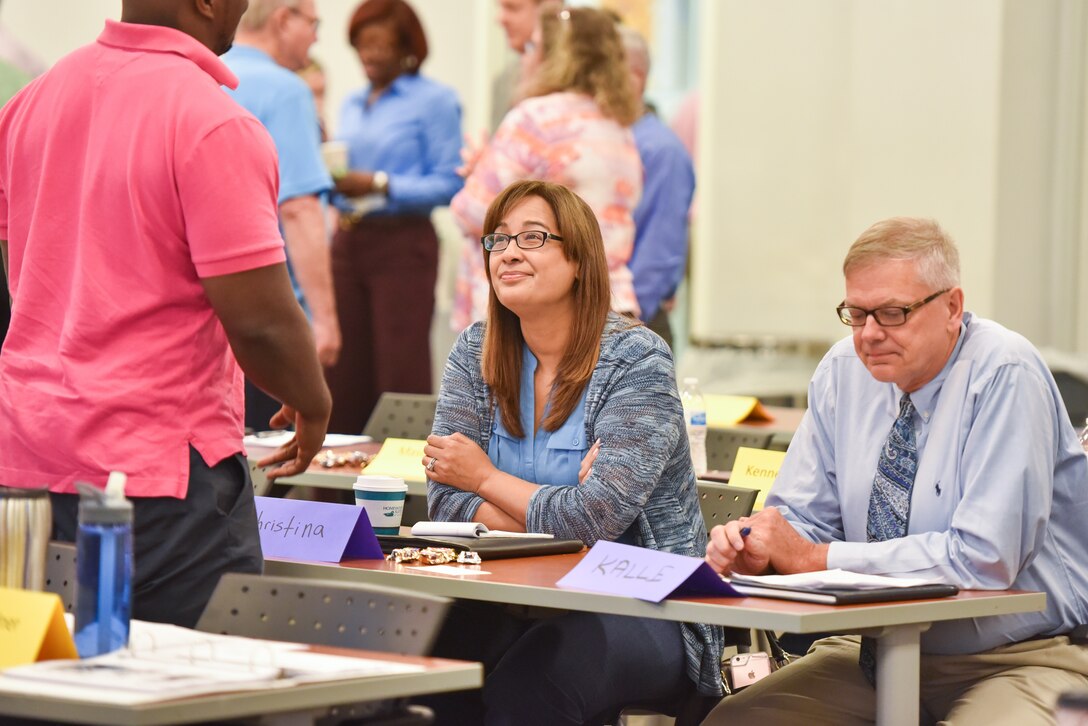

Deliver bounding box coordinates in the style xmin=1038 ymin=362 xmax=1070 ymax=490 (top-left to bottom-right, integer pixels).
xmin=74 ymin=472 xmax=133 ymax=657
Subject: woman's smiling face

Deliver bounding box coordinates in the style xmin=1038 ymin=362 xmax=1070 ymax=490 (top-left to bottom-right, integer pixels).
xmin=487 ymin=195 xmax=577 ymax=318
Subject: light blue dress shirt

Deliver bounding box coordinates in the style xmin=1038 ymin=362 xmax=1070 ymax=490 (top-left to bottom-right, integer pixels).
xmin=335 ymin=73 xmax=463 ymax=216
xmin=629 ymin=112 xmax=695 ymax=321
xmin=770 ymin=312 xmax=1088 ymax=654
xmin=488 ymin=345 xmax=589 ymax=488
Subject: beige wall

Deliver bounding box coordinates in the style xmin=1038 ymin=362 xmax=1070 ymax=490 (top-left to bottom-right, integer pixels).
xmin=692 ymin=0 xmax=1087 ymax=356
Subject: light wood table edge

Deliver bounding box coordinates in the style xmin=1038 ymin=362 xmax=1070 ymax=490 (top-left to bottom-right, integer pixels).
xmin=0 ymin=660 xmax=481 ymax=726
xmin=265 ymin=557 xmax=1047 ymax=633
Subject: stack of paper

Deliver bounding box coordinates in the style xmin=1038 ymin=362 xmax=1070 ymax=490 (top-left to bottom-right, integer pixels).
xmin=0 ymin=621 xmax=423 ymax=706
xmin=410 ymin=521 xmax=554 ymax=539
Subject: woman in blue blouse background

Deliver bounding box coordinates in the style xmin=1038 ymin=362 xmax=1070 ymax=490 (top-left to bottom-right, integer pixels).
xmin=324 ymin=0 xmax=462 ymax=434
xmin=421 ymin=180 xmax=724 ymax=725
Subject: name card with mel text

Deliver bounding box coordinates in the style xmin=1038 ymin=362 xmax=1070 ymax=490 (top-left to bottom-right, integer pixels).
xmin=556 ymin=541 xmax=739 ymax=603
xmin=729 ymin=446 xmax=787 ymax=511
xmin=362 ymin=438 xmax=428 ymax=482
xmin=255 ymin=496 xmax=384 ymax=562
xmin=0 ymin=587 xmax=78 ymax=668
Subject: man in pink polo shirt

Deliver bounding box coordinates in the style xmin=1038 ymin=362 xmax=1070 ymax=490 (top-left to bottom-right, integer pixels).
xmin=0 ymin=0 xmax=332 ymax=628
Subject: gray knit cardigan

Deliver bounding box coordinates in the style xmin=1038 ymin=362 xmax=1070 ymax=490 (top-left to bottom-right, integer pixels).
xmin=427 ymin=313 xmax=725 ymax=696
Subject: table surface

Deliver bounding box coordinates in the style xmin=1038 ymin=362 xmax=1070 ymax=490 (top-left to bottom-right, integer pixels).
xmin=249 ymin=405 xmax=807 ymax=495
xmin=0 ymin=645 xmax=481 ymax=726
xmin=265 ymin=552 xmax=1045 ymax=635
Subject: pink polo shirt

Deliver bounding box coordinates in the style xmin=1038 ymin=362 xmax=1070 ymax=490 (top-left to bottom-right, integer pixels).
xmin=0 ymin=21 xmax=286 ymax=498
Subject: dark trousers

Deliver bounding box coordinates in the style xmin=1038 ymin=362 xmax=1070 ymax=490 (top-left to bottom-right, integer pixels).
xmin=646 ymin=306 xmax=674 ymax=349
xmin=325 ymin=215 xmax=438 ymax=434
xmin=244 ymin=378 xmax=282 ymax=432
xmin=419 ymin=601 xmax=690 ymax=726
xmin=1 ymin=266 xmax=9 ymax=352
xmin=50 ymin=446 xmax=263 ymax=628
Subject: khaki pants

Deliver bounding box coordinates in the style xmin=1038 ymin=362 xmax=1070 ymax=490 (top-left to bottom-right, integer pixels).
xmin=702 ymin=634 xmax=1088 ymax=726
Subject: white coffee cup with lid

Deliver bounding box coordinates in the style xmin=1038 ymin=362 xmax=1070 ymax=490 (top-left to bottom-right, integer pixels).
xmin=353 ymin=475 xmax=407 ymax=535
xmin=321 ymin=140 xmax=348 ymax=178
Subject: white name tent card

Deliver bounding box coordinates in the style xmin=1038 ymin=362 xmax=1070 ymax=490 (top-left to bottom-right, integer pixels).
xmin=556 ymin=541 xmax=739 ymax=602
xmin=255 ymin=496 xmax=384 ymax=562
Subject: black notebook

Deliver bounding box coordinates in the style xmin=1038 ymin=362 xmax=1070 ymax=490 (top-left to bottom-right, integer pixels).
xmin=728 ymin=580 xmax=959 ymax=605
xmin=377 ymin=534 xmax=585 ymax=560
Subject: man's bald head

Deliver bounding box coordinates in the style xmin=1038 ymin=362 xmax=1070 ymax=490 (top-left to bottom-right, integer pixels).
xmin=121 ymin=0 xmax=249 ymax=56
xmin=618 ymin=25 xmax=649 ymax=101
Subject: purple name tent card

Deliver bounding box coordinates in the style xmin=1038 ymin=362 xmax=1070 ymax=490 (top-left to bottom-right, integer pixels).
xmin=255 ymin=496 xmax=384 ymax=562
xmin=556 ymin=540 xmax=740 ymax=602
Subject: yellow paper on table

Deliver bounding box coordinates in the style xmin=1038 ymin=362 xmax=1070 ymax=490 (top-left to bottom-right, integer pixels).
xmin=705 ymin=394 xmax=775 ymax=428
xmin=0 ymin=587 xmax=78 ymax=668
xmin=729 ymin=446 xmax=787 ymax=511
xmin=363 ymin=438 xmax=428 ymax=482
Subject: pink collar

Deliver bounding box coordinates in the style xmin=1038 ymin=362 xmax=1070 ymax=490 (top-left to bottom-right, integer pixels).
xmin=97 ymin=19 xmax=238 ymax=89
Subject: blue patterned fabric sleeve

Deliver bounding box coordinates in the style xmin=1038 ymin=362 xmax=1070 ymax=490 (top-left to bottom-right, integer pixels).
xmin=525 ymin=328 xmax=685 ymax=544
xmin=426 ymin=324 xmax=489 ymax=522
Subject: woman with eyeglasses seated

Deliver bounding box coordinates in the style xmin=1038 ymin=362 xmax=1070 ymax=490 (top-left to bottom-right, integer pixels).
xmin=420 ymin=180 xmax=724 ymax=726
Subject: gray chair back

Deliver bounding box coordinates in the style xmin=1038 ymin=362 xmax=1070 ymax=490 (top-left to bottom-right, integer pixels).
xmin=249 ymin=458 xmax=273 ymax=497
xmin=196 ymin=572 xmax=450 ymax=657
xmin=363 ymin=393 xmax=438 ymax=442
xmin=44 ymin=540 xmax=77 ymax=614
xmin=696 ymin=481 xmax=758 ymax=531
xmin=706 ymin=429 xmax=774 ymax=471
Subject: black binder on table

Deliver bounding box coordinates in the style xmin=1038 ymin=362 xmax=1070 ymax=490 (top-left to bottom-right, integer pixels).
xmin=728 ymin=581 xmax=959 ymax=605
xmin=377 ymin=534 xmax=585 ymax=560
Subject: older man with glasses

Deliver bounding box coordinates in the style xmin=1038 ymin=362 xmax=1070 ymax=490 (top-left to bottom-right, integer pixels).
xmin=223 ymin=0 xmax=340 ymax=431
xmin=703 ymin=217 xmax=1088 ymax=724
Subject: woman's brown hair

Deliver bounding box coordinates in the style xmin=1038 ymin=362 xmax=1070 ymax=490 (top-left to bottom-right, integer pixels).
xmin=347 ymin=0 xmax=428 ymax=72
xmin=526 ymin=4 xmax=640 ymax=126
xmin=480 ymin=180 xmax=611 ymax=439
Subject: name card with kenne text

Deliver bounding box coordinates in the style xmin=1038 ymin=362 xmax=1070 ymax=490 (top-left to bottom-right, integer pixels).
xmin=556 ymin=541 xmax=739 ymax=602
xmin=255 ymin=496 xmax=384 ymax=562
xmin=0 ymin=587 xmax=78 ymax=668
xmin=729 ymin=446 xmax=787 ymax=511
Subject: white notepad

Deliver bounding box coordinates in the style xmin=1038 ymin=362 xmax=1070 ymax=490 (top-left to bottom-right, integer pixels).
xmin=410 ymin=521 xmax=554 ymax=539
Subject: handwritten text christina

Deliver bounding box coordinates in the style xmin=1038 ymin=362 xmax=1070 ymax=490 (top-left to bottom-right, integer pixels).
xmin=257 ymin=511 xmax=326 ymax=539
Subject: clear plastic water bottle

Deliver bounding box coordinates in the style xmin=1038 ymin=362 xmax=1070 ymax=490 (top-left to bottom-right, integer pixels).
xmin=680 ymin=377 xmax=708 ymax=476
xmin=74 ymin=472 xmax=133 ymax=657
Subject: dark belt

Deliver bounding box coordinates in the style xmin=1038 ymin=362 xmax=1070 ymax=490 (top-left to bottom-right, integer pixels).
xmin=338 ymin=210 xmax=366 ymax=231
xmin=337 ymin=211 xmax=430 ymax=232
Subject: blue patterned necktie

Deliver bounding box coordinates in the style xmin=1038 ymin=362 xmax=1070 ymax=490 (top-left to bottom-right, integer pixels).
xmin=859 ymin=394 xmax=917 ymax=685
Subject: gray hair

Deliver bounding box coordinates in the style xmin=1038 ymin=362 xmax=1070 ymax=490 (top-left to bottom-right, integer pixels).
xmin=238 ymin=0 xmax=301 ymax=32
xmin=617 ymin=25 xmax=650 ymax=77
xmin=843 ymin=217 xmax=960 ymax=290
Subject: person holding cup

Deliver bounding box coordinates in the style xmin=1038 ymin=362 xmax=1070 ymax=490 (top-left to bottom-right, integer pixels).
xmin=420 ymin=180 xmax=723 ymax=725
xmin=324 ymin=0 xmax=463 ymax=435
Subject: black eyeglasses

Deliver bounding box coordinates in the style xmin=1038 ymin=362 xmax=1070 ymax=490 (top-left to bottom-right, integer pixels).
xmin=481 ymin=230 xmax=564 ymax=252
xmin=836 ymin=289 xmax=950 ymax=327
xmin=288 ymin=7 xmax=321 ymax=31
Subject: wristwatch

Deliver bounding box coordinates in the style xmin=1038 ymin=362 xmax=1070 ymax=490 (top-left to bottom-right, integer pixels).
xmin=372 ymin=170 xmax=389 ymax=196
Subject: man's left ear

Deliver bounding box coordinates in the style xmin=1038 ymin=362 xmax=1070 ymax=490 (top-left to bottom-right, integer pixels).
xmin=193 ymin=0 xmax=215 ymax=21
xmin=947 ymin=287 xmax=965 ymax=325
